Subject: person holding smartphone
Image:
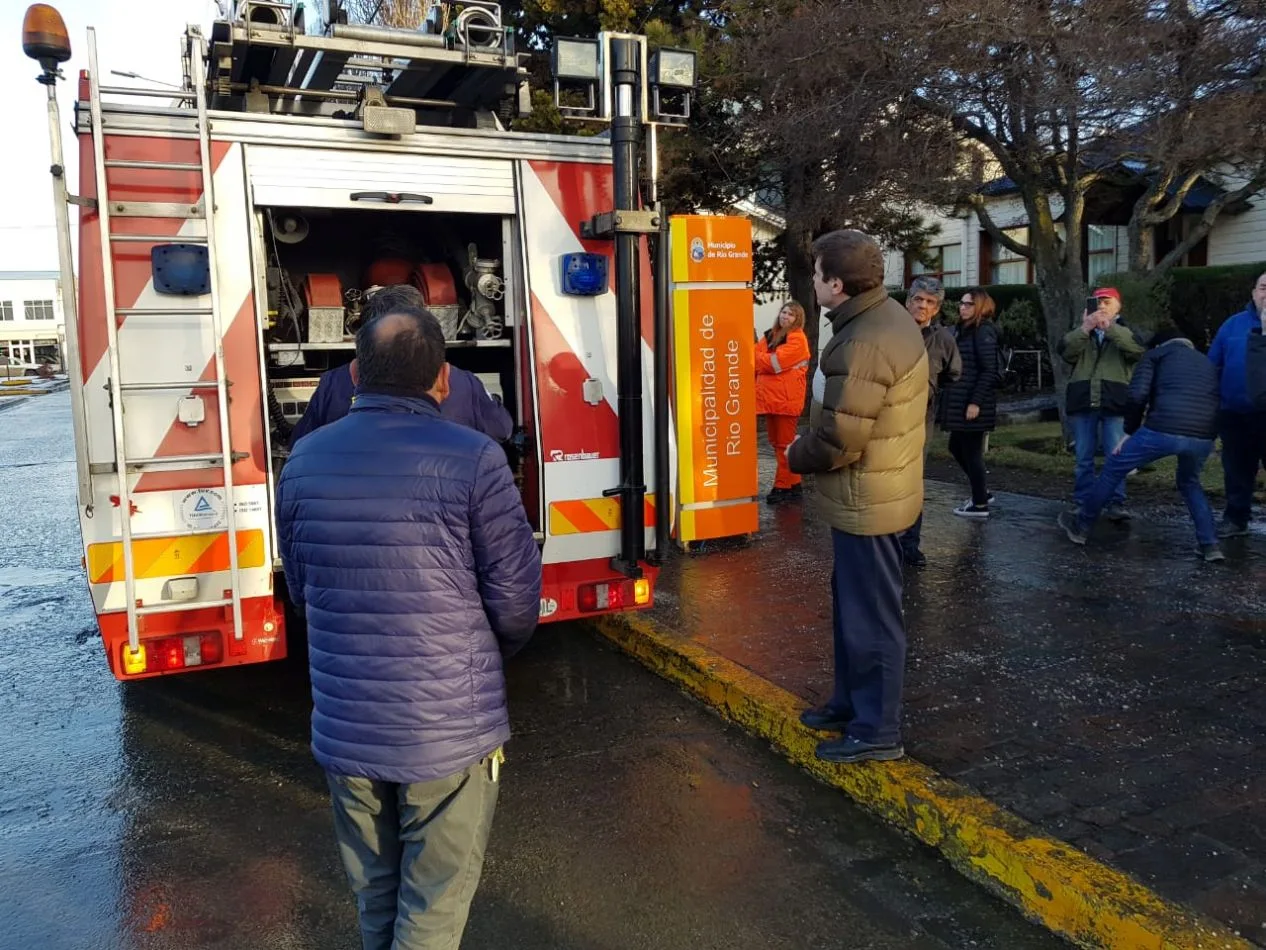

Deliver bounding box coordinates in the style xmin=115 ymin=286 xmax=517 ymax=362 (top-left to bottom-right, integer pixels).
xmin=1057 ymin=287 xmax=1146 ymax=521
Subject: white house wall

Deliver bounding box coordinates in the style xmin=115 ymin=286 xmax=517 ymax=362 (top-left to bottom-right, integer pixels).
xmin=1208 ymin=199 xmax=1266 ymax=266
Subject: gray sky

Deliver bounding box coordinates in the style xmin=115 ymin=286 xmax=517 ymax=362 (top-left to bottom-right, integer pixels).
xmin=3 ymin=0 xmax=217 ymax=270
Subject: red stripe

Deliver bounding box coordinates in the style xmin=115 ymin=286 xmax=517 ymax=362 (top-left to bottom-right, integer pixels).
xmin=528 ymin=160 xmax=655 ymax=349
xmin=530 ymin=291 xmax=620 ymax=460
xmin=78 ymin=136 xmax=233 ymax=382
xmin=134 ymin=294 xmax=267 ymax=492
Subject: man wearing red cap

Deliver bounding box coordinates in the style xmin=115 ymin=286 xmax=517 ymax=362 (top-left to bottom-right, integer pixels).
xmin=1057 ymin=287 xmax=1146 ymax=520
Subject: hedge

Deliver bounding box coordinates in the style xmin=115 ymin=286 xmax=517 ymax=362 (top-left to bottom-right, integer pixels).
xmin=1098 ymin=262 xmax=1266 ymax=349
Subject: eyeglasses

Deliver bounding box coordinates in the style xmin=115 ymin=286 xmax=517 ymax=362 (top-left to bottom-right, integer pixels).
xmin=959 ymin=300 xmax=974 ymax=307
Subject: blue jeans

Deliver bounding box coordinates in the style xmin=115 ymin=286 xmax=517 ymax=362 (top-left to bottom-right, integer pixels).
xmin=327 ymin=758 xmax=500 ymax=950
xmin=828 ymin=529 xmax=906 ymax=746
xmin=1077 ymin=427 xmax=1217 ymax=545
xmin=1071 ymin=411 xmax=1127 ymax=507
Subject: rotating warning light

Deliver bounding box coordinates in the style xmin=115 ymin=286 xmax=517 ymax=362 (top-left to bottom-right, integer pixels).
xmin=561 ymin=253 xmax=608 ymax=296
xmin=22 ymin=4 xmax=71 ymax=75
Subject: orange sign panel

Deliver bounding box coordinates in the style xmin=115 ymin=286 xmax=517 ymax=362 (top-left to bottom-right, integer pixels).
xmin=673 ymin=287 xmax=759 ymax=513
xmin=670 ymin=215 xmax=754 ymax=284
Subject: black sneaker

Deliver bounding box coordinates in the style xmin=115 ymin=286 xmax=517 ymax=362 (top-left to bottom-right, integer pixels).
xmin=765 ymin=488 xmax=787 ymax=505
xmin=1057 ymin=511 xmax=1087 ymax=545
xmin=1200 ymin=543 xmax=1226 ymax=563
xmin=815 ymin=736 xmax=905 ymax=764
xmin=798 ymin=705 xmax=852 ymax=732
xmin=902 ymin=548 xmax=928 ymax=568
xmin=1217 ymin=519 xmax=1249 ymax=539
xmin=1104 ymin=504 xmax=1132 ymax=523
xmin=953 ymin=502 xmax=990 ymax=519
xmin=783 ymin=484 xmax=803 ymax=501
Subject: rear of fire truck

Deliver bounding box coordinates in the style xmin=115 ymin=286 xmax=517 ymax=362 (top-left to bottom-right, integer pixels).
xmin=23 ymin=0 xmax=694 ymax=680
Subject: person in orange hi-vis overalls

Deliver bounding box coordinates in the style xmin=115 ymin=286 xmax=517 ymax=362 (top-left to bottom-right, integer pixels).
xmin=755 ymin=301 xmax=812 ymax=504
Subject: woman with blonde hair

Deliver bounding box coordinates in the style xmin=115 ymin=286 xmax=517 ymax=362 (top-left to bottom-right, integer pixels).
xmin=755 ymin=300 xmax=812 ymax=503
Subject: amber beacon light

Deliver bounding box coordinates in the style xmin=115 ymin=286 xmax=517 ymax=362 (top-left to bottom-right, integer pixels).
xmin=22 ymin=4 xmax=71 ymax=78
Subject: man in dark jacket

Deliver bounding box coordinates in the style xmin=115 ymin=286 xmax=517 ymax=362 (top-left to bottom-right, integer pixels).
xmin=1058 ymin=287 xmax=1146 ymax=521
xmin=289 ymin=284 xmax=513 ymax=447
xmin=276 ymin=304 xmax=542 ymax=949
xmin=1206 ymin=271 xmax=1266 ymax=537
xmin=899 ymin=275 xmax=961 ymax=567
xmin=1058 ymin=329 xmax=1223 ymax=561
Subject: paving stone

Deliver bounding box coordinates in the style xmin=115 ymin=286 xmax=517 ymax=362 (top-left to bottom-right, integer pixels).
xmin=648 ymin=466 xmax=1266 ymax=937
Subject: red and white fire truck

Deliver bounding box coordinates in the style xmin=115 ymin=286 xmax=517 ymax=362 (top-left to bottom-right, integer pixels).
xmin=23 ymin=1 xmax=694 ymax=679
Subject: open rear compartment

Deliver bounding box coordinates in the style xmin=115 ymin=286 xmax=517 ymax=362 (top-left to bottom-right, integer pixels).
xmin=256 ymin=204 xmax=537 ymax=523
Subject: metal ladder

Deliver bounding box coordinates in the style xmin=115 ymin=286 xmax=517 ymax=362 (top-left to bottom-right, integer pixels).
xmin=86 ymin=26 xmax=244 ymax=654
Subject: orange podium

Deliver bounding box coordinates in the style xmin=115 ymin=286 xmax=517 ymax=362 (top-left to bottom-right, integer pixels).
xmin=669 ymin=215 xmax=759 ymax=546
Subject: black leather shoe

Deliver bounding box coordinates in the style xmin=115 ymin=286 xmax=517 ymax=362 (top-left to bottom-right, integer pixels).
xmin=815 ymin=736 xmax=905 ymax=763
xmin=798 ymin=705 xmax=851 ymax=732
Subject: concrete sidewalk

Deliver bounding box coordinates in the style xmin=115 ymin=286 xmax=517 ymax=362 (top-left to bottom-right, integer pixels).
xmin=593 ymin=450 xmax=1266 ymax=947
xmin=0 ymin=377 xmax=70 ymax=413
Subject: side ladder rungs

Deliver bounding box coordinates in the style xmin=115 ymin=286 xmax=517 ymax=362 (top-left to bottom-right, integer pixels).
xmin=97 ymin=85 xmax=193 ymax=100
xmin=129 ymin=528 xmax=237 ymax=542
xmin=115 ymin=307 xmax=214 ymax=317
xmin=119 ymin=451 xmax=247 ymax=471
xmin=136 ymin=598 xmax=233 ymax=617
xmin=118 ymin=381 xmax=227 ymax=392
xmin=109 ymin=233 xmax=208 ymax=244
xmin=104 ymin=159 xmax=204 ymax=171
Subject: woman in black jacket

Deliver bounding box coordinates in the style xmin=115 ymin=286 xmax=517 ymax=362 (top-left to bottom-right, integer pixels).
xmin=940 ymin=288 xmax=1001 ymax=518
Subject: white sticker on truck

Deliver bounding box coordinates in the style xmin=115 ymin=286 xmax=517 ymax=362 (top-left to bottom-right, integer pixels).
xmin=177 ymin=489 xmax=226 ymax=531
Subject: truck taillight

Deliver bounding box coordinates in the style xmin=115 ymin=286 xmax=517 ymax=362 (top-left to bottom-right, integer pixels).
xmin=120 ymin=632 xmax=223 ymax=676
xmin=577 ymin=578 xmax=652 ymax=612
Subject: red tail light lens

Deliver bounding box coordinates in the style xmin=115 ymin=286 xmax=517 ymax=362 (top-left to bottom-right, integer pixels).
xmin=577 ymin=578 xmax=652 ymax=612
xmin=119 ymin=632 xmax=224 ymax=675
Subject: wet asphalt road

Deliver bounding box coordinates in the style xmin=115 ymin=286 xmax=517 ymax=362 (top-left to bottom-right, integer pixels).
xmin=0 ymin=394 xmax=1063 ymax=949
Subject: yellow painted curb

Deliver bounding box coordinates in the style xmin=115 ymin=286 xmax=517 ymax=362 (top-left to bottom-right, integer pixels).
xmin=590 ymin=611 xmax=1252 ymax=950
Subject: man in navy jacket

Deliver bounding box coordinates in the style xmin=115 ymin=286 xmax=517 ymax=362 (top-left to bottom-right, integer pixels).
xmin=277 ymin=303 xmax=542 ymax=950
xmin=1207 ymin=271 xmax=1266 ymax=537
xmin=289 ymin=284 xmax=514 ymax=447
xmin=1059 ymin=329 xmax=1223 ymax=561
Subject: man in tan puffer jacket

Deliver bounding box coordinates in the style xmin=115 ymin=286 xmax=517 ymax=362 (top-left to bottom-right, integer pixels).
xmin=788 ymin=229 xmax=928 ymax=765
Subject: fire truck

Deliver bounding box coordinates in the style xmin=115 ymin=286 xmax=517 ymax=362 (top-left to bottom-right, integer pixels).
xmin=23 ymin=1 xmax=697 ymax=679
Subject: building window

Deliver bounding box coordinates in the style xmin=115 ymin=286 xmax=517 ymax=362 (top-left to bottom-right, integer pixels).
xmin=910 ymin=243 xmax=963 ymax=285
xmin=24 ymin=300 xmax=55 ymax=321
xmin=0 ymin=302 xmax=12 ymax=322
xmin=991 ymin=227 xmax=1030 ymax=284
xmin=1087 ymin=225 xmax=1121 ymax=284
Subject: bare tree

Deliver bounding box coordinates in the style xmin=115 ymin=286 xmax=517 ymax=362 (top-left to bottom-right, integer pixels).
xmin=726 ymin=0 xmax=952 ymax=391
xmin=734 ymin=0 xmax=1266 ymax=409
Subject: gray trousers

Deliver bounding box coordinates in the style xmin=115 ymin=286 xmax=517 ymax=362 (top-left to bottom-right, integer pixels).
xmin=327 ymin=755 xmax=501 ymax=950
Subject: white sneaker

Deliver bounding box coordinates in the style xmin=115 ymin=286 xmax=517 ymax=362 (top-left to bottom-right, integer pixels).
xmin=953 ymin=502 xmax=991 ymax=519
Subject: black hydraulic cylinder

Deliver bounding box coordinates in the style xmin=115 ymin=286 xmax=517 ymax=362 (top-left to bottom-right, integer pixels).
xmin=609 ymin=37 xmax=646 ymax=576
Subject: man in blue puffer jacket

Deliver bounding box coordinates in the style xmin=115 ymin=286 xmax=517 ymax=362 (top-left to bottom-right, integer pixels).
xmin=1207 ymin=271 xmax=1266 ymax=537
xmin=277 ymin=303 xmax=542 ymax=950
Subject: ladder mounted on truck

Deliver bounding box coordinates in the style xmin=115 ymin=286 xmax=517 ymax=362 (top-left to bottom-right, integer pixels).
xmin=201 ymin=0 xmax=528 ymax=126
xmin=85 ymin=26 xmax=245 ymax=654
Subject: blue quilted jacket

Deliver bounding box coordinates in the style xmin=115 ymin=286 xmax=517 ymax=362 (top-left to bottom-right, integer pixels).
xmin=276 ymin=392 xmax=542 ymax=784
